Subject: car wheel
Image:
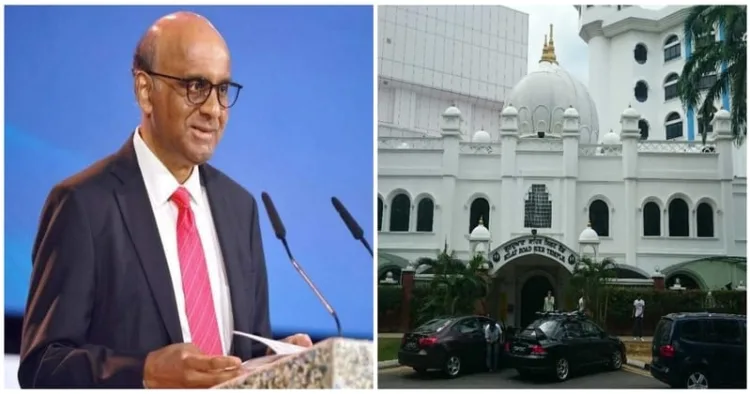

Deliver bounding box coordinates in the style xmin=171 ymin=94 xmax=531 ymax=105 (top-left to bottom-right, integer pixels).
xmin=609 ymin=350 xmax=623 ymax=370
xmin=554 ymin=357 xmax=570 ymax=382
xmin=685 ymin=370 xmax=709 ymax=389
xmin=443 ymin=354 xmax=462 ymax=378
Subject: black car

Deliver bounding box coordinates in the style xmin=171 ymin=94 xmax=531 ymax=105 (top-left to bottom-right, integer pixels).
xmin=397 ymin=315 xmax=507 ymax=378
xmin=650 ymin=312 xmax=746 ymax=389
xmin=507 ymin=311 xmax=626 ymax=382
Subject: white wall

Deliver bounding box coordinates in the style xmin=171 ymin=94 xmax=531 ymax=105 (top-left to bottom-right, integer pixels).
xmin=5 ymin=355 xmax=20 ymax=389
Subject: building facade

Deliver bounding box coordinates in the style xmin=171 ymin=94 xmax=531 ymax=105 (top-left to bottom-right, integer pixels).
xmin=377 ymin=5 xmax=747 ymax=328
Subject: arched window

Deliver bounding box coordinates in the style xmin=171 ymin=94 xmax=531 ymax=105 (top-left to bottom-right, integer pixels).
xmin=416 ymin=198 xmax=434 ymax=232
xmin=524 ymin=185 xmax=552 ymax=228
xmin=377 ymin=197 xmax=383 ymax=231
xmin=389 ymin=194 xmax=410 ymax=232
xmin=639 ymin=119 xmax=649 ymax=140
xmin=663 ymin=73 xmax=679 ymax=101
xmin=663 ymin=35 xmax=681 ymax=62
xmin=643 ymin=201 xmax=661 ymax=236
xmin=696 ymin=202 xmax=714 ymax=237
xmin=665 ymin=112 xmax=683 ymax=140
xmin=634 ymin=80 xmax=649 ymax=102
xmin=589 ymin=199 xmax=610 ymax=237
xmin=469 ymin=198 xmax=490 ymax=233
xmin=668 ymin=198 xmax=689 ymax=237
xmin=634 ymin=43 xmax=647 ymax=64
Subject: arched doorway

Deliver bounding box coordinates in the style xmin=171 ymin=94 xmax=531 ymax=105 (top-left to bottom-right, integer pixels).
xmin=520 ymin=275 xmax=554 ymax=328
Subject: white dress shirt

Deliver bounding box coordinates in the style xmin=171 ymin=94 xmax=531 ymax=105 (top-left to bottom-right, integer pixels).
xmin=132 ymin=130 xmax=234 ymax=355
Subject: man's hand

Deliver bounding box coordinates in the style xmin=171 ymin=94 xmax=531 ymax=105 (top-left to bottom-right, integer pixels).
xmin=266 ymin=333 xmax=314 ymax=355
xmin=143 ymin=343 xmax=243 ymax=388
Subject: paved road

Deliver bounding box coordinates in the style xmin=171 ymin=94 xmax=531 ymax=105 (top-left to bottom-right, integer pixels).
xmin=378 ymin=365 xmax=669 ymax=389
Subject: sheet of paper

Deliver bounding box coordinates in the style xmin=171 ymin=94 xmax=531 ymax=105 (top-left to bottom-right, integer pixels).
xmin=233 ymin=330 xmax=307 ymax=355
xmin=240 ymin=353 xmax=287 ymax=371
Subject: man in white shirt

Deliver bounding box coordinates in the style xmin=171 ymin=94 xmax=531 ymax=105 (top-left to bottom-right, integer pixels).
xmin=633 ymin=296 xmax=646 ymax=341
xmin=484 ymin=319 xmax=503 ymax=372
xmin=19 ymin=12 xmax=313 ymax=389
xmin=543 ymin=291 xmax=555 ymax=312
xmin=578 ymin=290 xmax=586 ymax=314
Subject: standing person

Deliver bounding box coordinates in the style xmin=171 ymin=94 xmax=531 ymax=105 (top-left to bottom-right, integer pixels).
xmin=633 ymin=295 xmax=646 ymax=341
xmin=484 ymin=321 xmax=502 ymax=372
xmin=578 ymin=290 xmax=586 ymax=314
xmin=543 ymin=290 xmax=555 ymax=312
xmin=18 ymin=12 xmax=314 ymax=389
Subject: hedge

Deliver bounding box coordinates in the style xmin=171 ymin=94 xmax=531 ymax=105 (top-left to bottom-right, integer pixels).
xmin=378 ymin=285 xmax=746 ymax=335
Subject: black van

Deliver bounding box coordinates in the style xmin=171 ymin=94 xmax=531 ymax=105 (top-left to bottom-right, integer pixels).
xmin=650 ymin=312 xmax=746 ymax=389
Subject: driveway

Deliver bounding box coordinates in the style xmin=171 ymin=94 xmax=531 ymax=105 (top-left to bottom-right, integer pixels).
xmin=378 ymin=365 xmax=668 ymax=389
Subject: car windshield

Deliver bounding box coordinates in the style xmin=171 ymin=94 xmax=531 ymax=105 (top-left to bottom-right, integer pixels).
xmin=521 ymin=319 xmax=559 ymax=337
xmin=415 ymin=318 xmax=453 ymax=333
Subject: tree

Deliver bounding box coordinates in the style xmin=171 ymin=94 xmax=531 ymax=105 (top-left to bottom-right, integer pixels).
xmin=570 ymin=256 xmax=617 ymax=327
xmin=415 ymin=246 xmax=490 ymax=323
xmin=677 ymin=5 xmax=746 ymax=145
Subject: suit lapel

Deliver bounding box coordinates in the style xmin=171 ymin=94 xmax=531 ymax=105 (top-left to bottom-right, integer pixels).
xmin=200 ymin=165 xmax=250 ymax=358
xmin=110 ymin=140 xmax=183 ymax=344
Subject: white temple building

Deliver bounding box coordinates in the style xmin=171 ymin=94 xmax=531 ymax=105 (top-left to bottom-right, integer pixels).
xmin=377 ymin=5 xmax=746 ymax=328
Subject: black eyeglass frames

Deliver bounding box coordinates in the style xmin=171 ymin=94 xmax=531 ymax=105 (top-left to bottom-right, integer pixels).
xmin=140 ymin=70 xmax=243 ymax=109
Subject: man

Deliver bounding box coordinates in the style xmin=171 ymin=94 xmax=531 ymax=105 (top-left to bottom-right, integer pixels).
xmin=633 ymin=295 xmax=645 ymax=341
xmin=18 ymin=12 xmax=312 ymax=389
xmin=578 ymin=290 xmax=586 ymax=314
xmin=483 ymin=320 xmax=502 ymax=372
xmin=543 ymin=290 xmax=555 ymax=312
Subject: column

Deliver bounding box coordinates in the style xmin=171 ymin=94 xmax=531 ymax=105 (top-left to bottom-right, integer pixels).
xmin=562 ymin=106 xmax=581 ymax=248
xmin=440 ymin=105 xmax=463 ymax=248
xmin=499 ymin=104 xmax=519 ymax=243
xmin=620 ymin=106 xmax=640 ymax=269
xmin=711 ymin=109 xmax=734 ymax=252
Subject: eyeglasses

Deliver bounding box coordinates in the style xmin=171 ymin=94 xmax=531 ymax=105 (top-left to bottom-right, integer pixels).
xmin=141 ymin=70 xmax=243 ymax=109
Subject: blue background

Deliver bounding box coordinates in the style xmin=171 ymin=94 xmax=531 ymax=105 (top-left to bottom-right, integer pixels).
xmin=5 ymin=6 xmax=374 ymax=339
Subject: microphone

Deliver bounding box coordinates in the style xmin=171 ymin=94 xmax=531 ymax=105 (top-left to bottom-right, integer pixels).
xmin=260 ymin=192 xmax=343 ymax=337
xmin=331 ymin=197 xmax=373 ymax=257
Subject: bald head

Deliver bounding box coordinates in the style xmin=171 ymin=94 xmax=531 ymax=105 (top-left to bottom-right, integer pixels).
xmin=132 ymin=12 xmax=229 ymax=73
xmin=132 ymin=11 xmax=235 ymax=183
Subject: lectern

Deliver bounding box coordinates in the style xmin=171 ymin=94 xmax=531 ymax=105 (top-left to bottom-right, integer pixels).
xmin=213 ymin=338 xmax=373 ymax=389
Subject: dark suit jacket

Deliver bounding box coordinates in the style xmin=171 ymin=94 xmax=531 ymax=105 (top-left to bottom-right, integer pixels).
xmin=18 ymin=138 xmax=272 ymax=388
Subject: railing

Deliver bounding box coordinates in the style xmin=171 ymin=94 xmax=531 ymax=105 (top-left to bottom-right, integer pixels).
xmin=459 ymin=142 xmax=502 ymax=154
xmin=579 ymin=144 xmax=622 ymax=156
xmin=378 ymin=137 xmax=444 ymax=150
xmin=516 ymin=138 xmax=564 ymax=151
xmin=638 ymin=141 xmax=717 ymax=154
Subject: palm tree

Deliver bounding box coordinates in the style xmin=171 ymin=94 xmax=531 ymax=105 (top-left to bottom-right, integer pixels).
xmin=677 ymin=5 xmax=746 ymax=144
xmin=570 ymin=256 xmax=617 ymax=327
xmin=416 ymin=246 xmax=490 ymax=321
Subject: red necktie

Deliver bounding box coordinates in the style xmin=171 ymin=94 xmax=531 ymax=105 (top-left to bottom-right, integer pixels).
xmin=171 ymin=187 xmax=222 ymax=355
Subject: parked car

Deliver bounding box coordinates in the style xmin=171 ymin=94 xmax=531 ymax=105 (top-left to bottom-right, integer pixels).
xmin=650 ymin=312 xmax=746 ymax=389
xmin=397 ymin=315 xmax=508 ymax=378
xmin=507 ymin=311 xmax=626 ymax=382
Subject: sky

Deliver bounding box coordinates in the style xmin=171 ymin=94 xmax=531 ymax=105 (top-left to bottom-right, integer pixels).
xmin=509 ymin=5 xmax=666 ymax=87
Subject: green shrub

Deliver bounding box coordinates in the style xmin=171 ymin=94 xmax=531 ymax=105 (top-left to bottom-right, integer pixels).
xmin=379 ymin=285 xmax=746 ymax=335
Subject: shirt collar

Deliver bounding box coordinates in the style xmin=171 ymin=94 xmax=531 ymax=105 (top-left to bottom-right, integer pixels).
xmin=132 ymin=128 xmax=202 ymax=207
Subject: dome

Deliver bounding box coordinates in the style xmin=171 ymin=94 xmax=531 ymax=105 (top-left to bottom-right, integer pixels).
xmin=472 ymin=130 xmax=491 ymax=143
xmin=470 ymin=217 xmax=491 ymax=241
xmin=601 ymin=129 xmax=621 ymax=145
xmin=504 ymin=25 xmax=600 ymax=144
xmin=444 ymin=105 xmax=461 ymax=117
xmin=579 ymin=223 xmax=600 ymax=243
xmin=621 ymin=106 xmax=639 ymax=118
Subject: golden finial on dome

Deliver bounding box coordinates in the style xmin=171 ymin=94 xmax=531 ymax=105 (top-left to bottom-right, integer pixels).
xmin=540 ymin=24 xmax=558 ymax=64
xmin=479 ymin=216 xmax=485 ymax=226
